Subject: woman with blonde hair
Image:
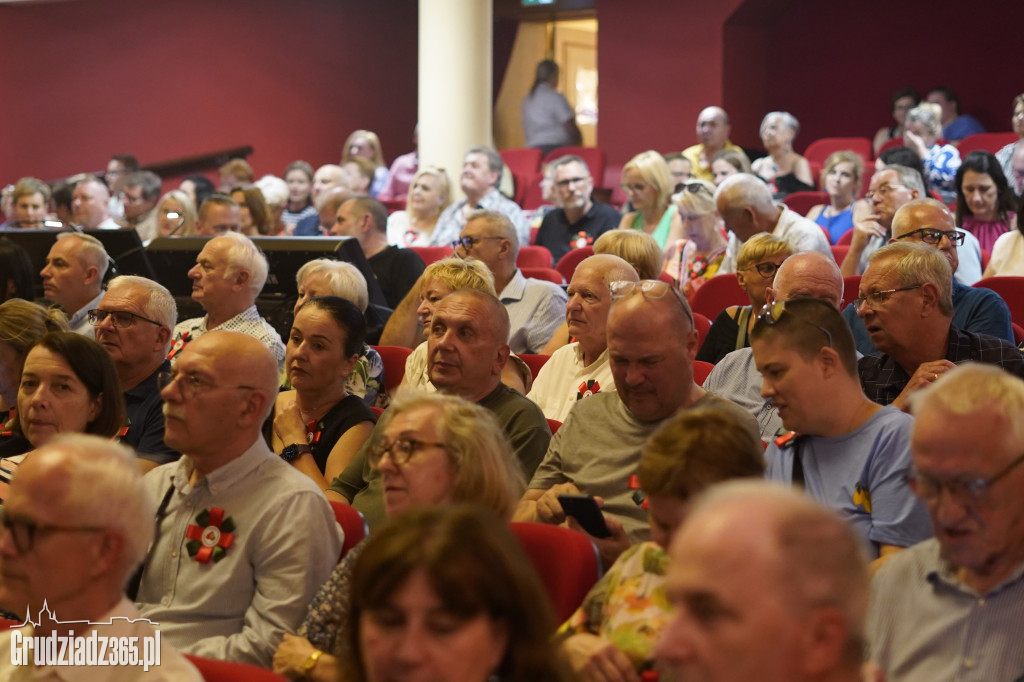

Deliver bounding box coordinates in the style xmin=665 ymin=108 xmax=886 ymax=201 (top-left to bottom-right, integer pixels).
xmin=385 ymin=166 xmax=451 ymax=247
xmin=273 ymin=393 xmax=530 ymax=682
xmin=665 ymin=179 xmax=728 ymax=299
xmin=342 ymin=129 xmax=388 ymax=196
xmin=153 ymin=190 xmax=197 ymax=239
xmin=806 ymin=151 xmax=871 ymax=244
xmin=695 ymin=233 xmax=792 ymax=365
xmin=617 ymin=150 xmax=684 ymax=255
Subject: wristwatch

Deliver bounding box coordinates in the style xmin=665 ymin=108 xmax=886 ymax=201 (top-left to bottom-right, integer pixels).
xmin=303 ymin=649 xmax=323 ymax=678
xmin=281 ymin=443 xmax=312 ymax=463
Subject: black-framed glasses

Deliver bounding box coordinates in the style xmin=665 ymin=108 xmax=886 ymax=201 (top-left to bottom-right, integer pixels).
xmin=851 ymin=284 xmax=923 ymax=312
xmin=368 ymin=438 xmax=447 ymax=467
xmin=554 ymin=176 xmax=591 ymax=188
xmin=451 ymin=236 xmax=504 ymax=251
xmin=744 ymin=261 xmax=783 ymax=279
xmin=1 ymin=516 xmax=106 ymax=554
xmin=157 ymin=370 xmax=257 ymax=400
xmin=756 ymin=301 xmax=833 ymax=348
xmin=906 ymin=453 xmax=1024 ymax=505
xmin=895 ymin=227 xmax=965 ymax=247
xmin=87 ymin=309 xmax=164 ymax=329
xmin=682 ymin=181 xmax=713 ymax=197
xmin=609 ymin=279 xmax=695 ymax=328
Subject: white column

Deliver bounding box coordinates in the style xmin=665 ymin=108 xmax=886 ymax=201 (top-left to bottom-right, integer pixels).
xmin=418 ymin=0 xmax=493 ymax=203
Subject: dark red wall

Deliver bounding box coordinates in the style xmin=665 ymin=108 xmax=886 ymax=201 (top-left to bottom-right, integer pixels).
xmin=597 ymin=0 xmax=1020 ymax=168
xmin=0 ymin=0 xmax=418 ymax=186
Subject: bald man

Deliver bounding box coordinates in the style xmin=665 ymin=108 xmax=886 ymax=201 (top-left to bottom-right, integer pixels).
xmin=517 ymin=280 xmax=755 ymax=567
xmin=704 ymin=251 xmax=845 ymax=441
xmin=135 ymin=332 xmax=341 ymax=666
xmin=71 ymin=176 xmax=119 ymax=229
xmin=842 ymin=198 xmax=1013 ymax=356
xmin=681 ymin=106 xmax=744 ymax=183
xmin=716 ymin=173 xmax=832 ymax=273
xmin=527 ymin=254 xmax=638 ymax=421
xmin=656 ymin=481 xmax=868 ymax=682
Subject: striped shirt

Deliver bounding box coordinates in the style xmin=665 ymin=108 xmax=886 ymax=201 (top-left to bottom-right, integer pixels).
xmin=867 ymin=538 xmax=1024 ymax=681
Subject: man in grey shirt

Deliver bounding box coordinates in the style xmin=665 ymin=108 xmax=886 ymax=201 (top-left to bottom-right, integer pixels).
xmin=866 ymin=363 xmax=1024 ymax=681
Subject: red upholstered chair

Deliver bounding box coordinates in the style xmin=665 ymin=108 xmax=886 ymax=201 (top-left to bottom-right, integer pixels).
xmin=981 ymin=249 xmax=991 ymax=273
xmin=379 ymin=198 xmax=406 ymax=214
xmin=517 ymin=353 xmax=550 ymax=381
xmin=836 ymin=227 xmax=855 ymax=245
xmin=520 ymin=175 xmax=547 ymax=210
xmin=830 ymin=245 xmax=850 ymax=265
xmin=877 ymin=136 xmax=905 ymax=156
xmin=509 ymin=522 xmax=602 ymax=622
xmin=329 ymin=500 xmax=369 ymax=560
xmin=518 ymin=244 xmax=554 ymax=268
xmin=546 ymin=418 xmax=562 ymax=435
xmin=372 ymin=345 xmax=412 ymax=393
xmin=184 ymin=654 xmax=288 ymax=681
xmin=803 ymin=137 xmax=872 ymax=166
xmin=690 ymin=274 xmax=746 ymax=321
xmin=521 ymin=267 xmax=565 ymax=285
xmin=542 ymin=146 xmax=606 ymax=189
xmin=409 ymin=245 xmax=454 ymax=266
xmin=692 ymin=311 xmax=712 ymax=351
xmin=843 ymin=275 xmax=862 ymax=309
xmin=973 ymin=277 xmax=1024 ymax=326
xmin=957 ymin=132 xmax=1019 ymax=155
xmin=500 ymin=148 xmax=543 ymax=180
xmin=0 ymin=619 xmax=18 ymax=630
xmin=1013 ymin=322 xmax=1024 ymax=346
xmin=781 ymin=191 xmax=827 ymax=216
xmin=693 ymin=360 xmax=714 ymax=385
xmin=555 ymin=246 xmax=595 ymax=282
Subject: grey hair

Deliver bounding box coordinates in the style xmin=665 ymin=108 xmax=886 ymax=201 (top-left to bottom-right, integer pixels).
xmin=868 ymin=241 xmax=953 ymax=316
xmin=216 ymin=231 xmax=268 ymax=293
xmin=760 ymin=111 xmax=800 ymax=138
xmin=296 ymin=258 xmax=369 ymax=312
xmin=55 ymin=231 xmax=110 ymax=280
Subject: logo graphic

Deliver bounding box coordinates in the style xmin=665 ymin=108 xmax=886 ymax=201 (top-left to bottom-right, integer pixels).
xmin=8 ymin=602 xmax=162 ymax=670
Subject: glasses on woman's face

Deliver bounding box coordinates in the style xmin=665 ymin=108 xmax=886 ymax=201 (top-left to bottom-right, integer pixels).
xmin=368 ymin=438 xmax=447 ymax=467
xmin=621 ymin=182 xmax=649 ymax=195
xmin=745 ymin=261 xmax=782 ymax=279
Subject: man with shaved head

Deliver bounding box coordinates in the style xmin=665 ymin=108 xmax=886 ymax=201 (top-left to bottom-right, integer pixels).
xmin=656 ymin=481 xmax=869 ymax=682
xmin=716 ymin=173 xmax=832 ymax=273
xmin=704 ymin=251 xmax=844 ymax=441
xmin=135 ymin=332 xmax=342 ymax=666
xmin=682 ymin=106 xmax=744 ymax=183
xmin=517 ymin=279 xmax=755 ymax=566
xmin=842 ymin=197 xmax=1012 ymax=356
xmin=71 ymin=175 xmax=119 ymax=229
xmin=528 ymin=254 xmax=638 ymax=420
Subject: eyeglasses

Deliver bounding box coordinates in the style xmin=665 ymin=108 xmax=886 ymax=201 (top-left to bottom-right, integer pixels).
xmin=609 ymin=279 xmax=695 ymax=328
xmin=1 ymin=516 xmax=106 ymax=554
xmin=157 ymin=370 xmax=256 ymax=400
xmin=554 ymin=176 xmax=591 ymax=188
xmin=620 ymin=183 xmax=649 ymax=194
xmin=368 ymin=438 xmax=447 ymax=467
xmin=744 ymin=261 xmax=783 ymax=279
xmin=865 ymin=183 xmax=907 ymax=201
xmin=87 ymin=309 xmax=164 ymax=329
xmin=756 ymin=301 xmax=833 ymax=348
xmin=895 ymin=227 xmax=965 ymax=247
xmin=451 ymin=236 xmax=503 ymax=251
xmin=682 ymin=182 xmax=713 ymax=197
xmin=906 ymin=453 xmax=1024 ymax=505
xmin=851 ymin=284 xmax=922 ymax=312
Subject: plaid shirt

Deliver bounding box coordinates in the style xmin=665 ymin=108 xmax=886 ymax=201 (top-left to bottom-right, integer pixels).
xmin=859 ymin=326 xmax=1024 ymax=405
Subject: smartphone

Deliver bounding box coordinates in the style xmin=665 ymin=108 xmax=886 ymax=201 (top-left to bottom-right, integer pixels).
xmin=558 ymin=494 xmax=611 ymax=538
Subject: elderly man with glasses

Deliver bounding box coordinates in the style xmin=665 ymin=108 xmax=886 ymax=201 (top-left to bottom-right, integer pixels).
xmin=135 ymin=331 xmax=341 ymax=667
xmin=90 ymin=275 xmax=180 ymax=471
xmin=534 ymin=155 xmax=620 ymax=265
xmin=856 ymin=241 xmax=1024 ymax=411
xmin=0 ymin=435 xmax=202 ymax=679
xmin=453 ymin=209 xmax=567 ymax=354
xmin=515 ymin=277 xmax=755 ymax=568
xmin=751 ymin=297 xmax=931 ymax=575
xmin=842 ymin=198 xmax=1013 ymax=357
xmin=866 ymin=364 xmax=1024 ymax=680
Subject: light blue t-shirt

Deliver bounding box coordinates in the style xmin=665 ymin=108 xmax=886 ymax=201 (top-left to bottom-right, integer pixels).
xmin=765 ymin=404 xmax=932 ymax=558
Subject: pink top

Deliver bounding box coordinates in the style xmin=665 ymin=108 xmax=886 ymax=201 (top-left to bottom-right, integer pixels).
xmin=963 ymin=212 xmax=1015 ymax=253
